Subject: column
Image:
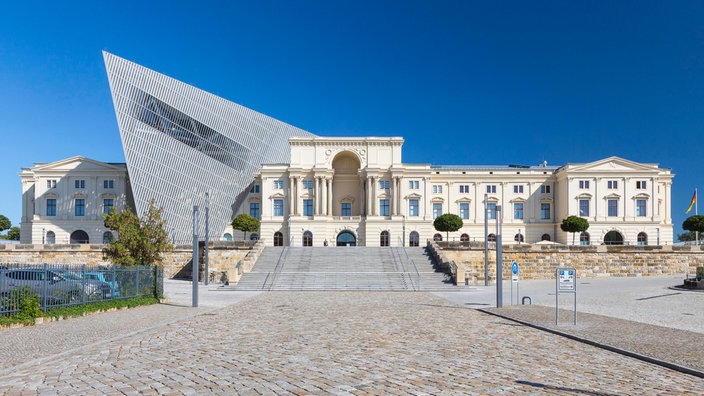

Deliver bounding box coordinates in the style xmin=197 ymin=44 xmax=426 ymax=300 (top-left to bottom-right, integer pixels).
xmin=366 ymin=177 xmax=372 ymax=217
xmin=422 ymin=177 xmax=428 ymax=220
xmin=395 ymin=177 xmax=401 ymax=215
xmin=289 ymin=176 xmax=295 ymax=217
xmin=327 ymin=178 xmax=333 ymax=215
xmin=360 ymin=177 xmax=365 ymax=216
xmin=295 ymin=177 xmax=301 ymax=216
xmin=372 ymin=176 xmax=377 ymax=215
xmin=321 ymin=177 xmax=328 ymax=216
xmin=314 ymin=177 xmax=320 ymax=215
xmin=390 ymin=176 xmax=395 ymax=216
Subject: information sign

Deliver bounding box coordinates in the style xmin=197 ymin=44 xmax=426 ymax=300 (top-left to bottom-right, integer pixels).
xmin=511 ymin=261 xmax=519 ymax=282
xmin=558 ymin=269 xmax=575 ymax=291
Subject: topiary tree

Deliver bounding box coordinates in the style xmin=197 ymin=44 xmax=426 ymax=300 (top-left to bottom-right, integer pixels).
xmin=232 ymin=214 xmax=260 ymax=240
xmin=433 ymin=213 xmax=464 ymax=241
xmin=682 ymin=215 xmax=704 ymax=244
xmin=0 ymin=215 xmax=10 ymax=234
xmin=7 ymin=226 xmax=20 ymax=241
xmin=560 ymin=215 xmax=590 ymax=245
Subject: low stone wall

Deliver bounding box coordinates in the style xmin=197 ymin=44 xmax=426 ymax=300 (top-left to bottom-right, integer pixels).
xmin=430 ymin=242 xmax=704 ymax=285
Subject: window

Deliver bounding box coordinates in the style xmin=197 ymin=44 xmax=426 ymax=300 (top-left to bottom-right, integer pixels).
xmin=607 ymin=199 xmax=618 ymax=217
xmin=380 ymin=199 xmax=390 ymax=216
xmin=341 ymin=202 xmax=351 ymax=216
xmin=379 ymin=180 xmax=390 ymax=190
xmin=250 ymin=202 xmax=260 ymax=218
xmin=302 ymin=231 xmax=312 ymax=247
xmin=636 ymin=181 xmax=647 ymax=189
xmin=380 ymin=231 xmax=389 ymax=247
xmin=540 ymin=203 xmax=550 ymax=220
xmin=460 ymin=234 xmax=470 ymax=242
xmin=103 ymin=199 xmax=114 ymax=215
xmin=637 ymin=232 xmax=648 ymax=246
xmin=46 ymin=180 xmax=57 ymax=189
xmin=432 ymin=203 xmax=442 ymax=218
xmin=433 ymin=233 xmax=443 ymax=242
xmin=486 ymin=185 xmax=496 ymax=194
xmin=103 ymin=231 xmax=114 ymax=244
xmin=250 ymin=185 xmax=260 ymax=193
xmin=514 ymin=233 xmax=524 ymax=243
xmin=578 ymin=180 xmax=590 ymax=189
xmin=459 ymin=203 xmax=469 ymax=219
xmin=432 ymin=185 xmax=443 ymax=194
xmin=75 ymin=199 xmax=85 ymax=216
xmin=580 ymin=232 xmax=590 ymax=246
xmin=273 ymin=199 xmax=284 ymax=216
xmin=46 ymin=231 xmax=56 ymax=244
xmin=302 ymin=180 xmax=313 ymax=189
xmin=223 ymin=233 xmax=233 ymax=242
xmin=409 ymin=199 xmax=419 ymax=217
xmin=460 ymin=185 xmax=470 ymax=193
xmin=541 ymin=233 xmax=551 ymax=241
xmin=607 ymin=180 xmax=618 ymax=189
xmin=274 ymin=180 xmax=285 ymax=189
xmin=250 ymin=233 xmax=259 ymax=241
xmin=273 ymin=232 xmax=283 ymax=246
xmin=513 ymin=185 xmax=523 ymax=194
xmin=487 ymin=233 xmax=496 ymax=242
xmin=487 ymin=203 xmax=497 ymax=219
xmin=636 ymin=199 xmax=647 ymax=217
xmin=579 ymin=199 xmax=589 ymax=217
xmin=540 ymin=185 xmax=551 ymax=194
xmin=409 ymin=231 xmax=420 ymax=247
xmin=513 ymin=203 xmax=523 ymax=219
xmin=47 ymin=199 xmax=56 ymax=216
xmin=408 ymin=180 xmax=419 ymax=190
xmin=103 ymin=180 xmax=115 ymax=189
xmin=303 ymin=199 xmax=313 ymax=216
xmin=75 ymin=180 xmax=85 ymax=189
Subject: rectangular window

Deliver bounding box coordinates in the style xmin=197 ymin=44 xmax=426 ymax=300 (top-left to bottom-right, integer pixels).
xmin=607 ymin=199 xmax=618 ymax=217
xmin=513 ymin=185 xmax=523 ymax=194
xmin=540 ymin=185 xmax=551 ymax=194
xmin=540 ymin=203 xmax=550 ymax=220
xmin=636 ymin=181 xmax=647 ymax=189
xmin=408 ymin=180 xmax=419 ymax=189
xmin=487 ymin=203 xmax=497 ymax=219
xmin=341 ymin=203 xmax=351 ymax=216
xmin=636 ymin=199 xmax=647 ymax=217
xmin=379 ymin=199 xmax=390 ymax=216
xmin=459 ymin=203 xmax=469 ymax=219
xmin=409 ymin=199 xmax=419 ymax=217
xmin=579 ymin=180 xmax=590 ymax=189
xmin=273 ymin=199 xmax=284 ymax=216
xmin=103 ymin=199 xmax=114 ymax=215
xmin=432 ymin=203 xmax=442 ymax=219
xmin=47 ymin=199 xmax=56 ymax=216
xmin=250 ymin=203 xmax=260 ymax=218
xmin=607 ymin=180 xmax=618 ymax=189
xmin=303 ymin=199 xmax=313 ymax=216
xmin=75 ymin=199 xmax=85 ymax=216
xmin=274 ymin=180 xmax=285 ymax=189
xmin=432 ymin=185 xmax=443 ymax=194
xmin=75 ymin=180 xmax=85 ymax=189
xmin=579 ymin=199 xmax=589 ymax=217
xmin=302 ymin=180 xmax=313 ymax=189
xmin=103 ymin=180 xmax=114 ymax=189
xmin=379 ymin=180 xmax=390 ymax=190
xmin=513 ymin=203 xmax=523 ymax=219
xmin=47 ymin=180 xmax=56 ymax=189
xmin=486 ymin=185 xmax=496 ymax=194
xmin=250 ymin=185 xmax=260 ymax=193
xmin=460 ymin=185 xmax=470 ymax=193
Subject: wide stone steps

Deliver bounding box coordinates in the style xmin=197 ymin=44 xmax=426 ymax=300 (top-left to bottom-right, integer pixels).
xmin=231 ymin=246 xmax=456 ymax=291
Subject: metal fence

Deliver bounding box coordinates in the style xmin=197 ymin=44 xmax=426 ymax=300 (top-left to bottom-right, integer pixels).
xmin=0 ymin=263 xmax=163 ymax=317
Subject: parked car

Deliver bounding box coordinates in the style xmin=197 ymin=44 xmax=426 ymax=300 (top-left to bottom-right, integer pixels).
xmin=82 ymin=271 xmax=120 ymax=297
xmin=0 ymin=268 xmax=113 ymax=304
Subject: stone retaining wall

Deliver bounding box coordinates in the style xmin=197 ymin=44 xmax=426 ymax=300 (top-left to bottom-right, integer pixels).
xmin=428 ymin=242 xmax=704 ymax=284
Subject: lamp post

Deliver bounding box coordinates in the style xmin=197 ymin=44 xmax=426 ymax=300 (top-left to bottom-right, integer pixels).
xmin=484 ymin=194 xmax=488 ymax=286
xmin=42 ymin=228 xmax=45 ymax=244
xmin=204 ymin=192 xmax=210 ymax=285
xmin=518 ymin=229 xmax=522 ymax=245
xmin=496 ymin=205 xmax=503 ymax=308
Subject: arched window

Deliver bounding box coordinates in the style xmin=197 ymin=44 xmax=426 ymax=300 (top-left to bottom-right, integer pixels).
xmin=580 ymin=232 xmax=590 ymax=246
xmin=46 ymin=231 xmax=56 ymax=245
xmin=514 ymin=233 xmax=524 ymax=243
xmin=541 ymin=233 xmax=551 ymax=241
xmin=637 ymin=232 xmax=647 ymax=246
xmin=223 ymin=233 xmax=233 ymax=241
xmin=409 ymin=231 xmax=419 ymax=247
xmin=250 ymin=233 xmax=259 ymax=241
xmin=70 ymin=230 xmax=89 ymax=244
xmin=303 ymin=231 xmax=313 ymax=247
xmin=487 ymin=233 xmax=496 ymax=242
xmin=380 ymin=230 xmax=389 ymax=247
xmin=604 ymin=230 xmax=624 ymax=245
xmin=433 ymin=233 xmax=443 ymax=242
xmin=273 ymin=232 xmax=284 ymax=246
xmin=460 ymin=233 xmax=470 ymax=242
xmin=337 ymin=231 xmax=356 ymax=246
xmin=103 ymin=231 xmax=114 ymax=244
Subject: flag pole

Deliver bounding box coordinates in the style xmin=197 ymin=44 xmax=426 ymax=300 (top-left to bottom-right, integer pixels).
xmin=696 ymin=188 xmax=699 ymax=245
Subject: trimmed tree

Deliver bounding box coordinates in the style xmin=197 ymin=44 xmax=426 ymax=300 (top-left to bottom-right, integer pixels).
xmin=232 ymin=214 xmax=260 ymax=240
xmin=560 ymin=215 xmax=590 ymax=245
xmin=103 ymin=198 xmax=171 ymax=266
xmin=0 ymin=215 xmax=10 ymax=234
xmin=682 ymin=215 xmax=704 ymax=243
xmin=7 ymin=226 xmax=20 ymax=241
xmin=433 ymin=213 xmax=464 ymax=241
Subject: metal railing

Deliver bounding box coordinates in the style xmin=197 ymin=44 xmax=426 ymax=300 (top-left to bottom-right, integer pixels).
xmin=0 ymin=263 xmax=163 ymax=317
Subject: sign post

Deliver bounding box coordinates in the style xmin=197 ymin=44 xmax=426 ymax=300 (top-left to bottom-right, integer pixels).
xmin=511 ymin=261 xmax=519 ymax=305
xmin=555 ymin=266 xmax=577 ymax=325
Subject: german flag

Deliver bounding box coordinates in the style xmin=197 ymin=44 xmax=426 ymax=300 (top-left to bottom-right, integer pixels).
xmin=686 ymin=190 xmax=697 ymax=214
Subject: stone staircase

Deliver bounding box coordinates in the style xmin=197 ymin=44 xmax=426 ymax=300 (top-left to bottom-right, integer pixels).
xmin=230 ymin=246 xmax=456 ymax=291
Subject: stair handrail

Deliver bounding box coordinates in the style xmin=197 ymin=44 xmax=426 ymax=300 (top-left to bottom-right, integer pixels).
xmin=400 ymin=244 xmax=421 ymax=291
xmin=263 ymin=246 xmax=289 ymax=290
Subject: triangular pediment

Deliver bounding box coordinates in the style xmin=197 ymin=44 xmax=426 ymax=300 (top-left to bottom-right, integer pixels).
xmin=34 ymin=156 xmax=126 ymax=172
xmin=567 ymin=157 xmax=658 ymax=173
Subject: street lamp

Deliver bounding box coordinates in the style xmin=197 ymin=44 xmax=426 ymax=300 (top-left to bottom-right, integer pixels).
xmin=42 ymin=228 xmax=45 ymax=244
xmin=518 ymin=229 xmax=522 ymax=245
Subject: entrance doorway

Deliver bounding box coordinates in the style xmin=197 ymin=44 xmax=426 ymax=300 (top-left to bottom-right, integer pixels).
xmin=336 ymin=231 xmax=356 ymax=246
xmin=604 ymin=230 xmax=624 ymax=245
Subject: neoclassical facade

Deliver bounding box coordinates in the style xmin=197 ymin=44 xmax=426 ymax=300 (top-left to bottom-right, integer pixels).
xmin=19 ymin=156 xmax=131 ymax=245
xmin=249 ymin=137 xmax=673 ymax=247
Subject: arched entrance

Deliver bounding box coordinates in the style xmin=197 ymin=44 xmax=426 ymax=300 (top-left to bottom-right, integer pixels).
xmin=409 ymin=231 xmax=419 ymax=247
xmin=302 ymin=231 xmax=313 ymax=247
xmin=274 ymin=231 xmax=284 ymax=246
xmin=70 ymin=230 xmax=89 ymax=244
xmin=604 ymin=230 xmax=624 ymax=245
xmin=380 ymin=230 xmax=389 ymax=247
xmin=336 ymin=231 xmax=356 ymax=246
xmin=331 ymin=152 xmax=362 ymax=216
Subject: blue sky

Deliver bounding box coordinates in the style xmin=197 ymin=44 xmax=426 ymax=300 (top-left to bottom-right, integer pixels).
xmin=1 ymin=1 xmax=702 ymax=236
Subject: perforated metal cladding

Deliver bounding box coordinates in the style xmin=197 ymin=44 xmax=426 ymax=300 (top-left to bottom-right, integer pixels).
xmin=103 ymin=52 xmax=315 ymax=243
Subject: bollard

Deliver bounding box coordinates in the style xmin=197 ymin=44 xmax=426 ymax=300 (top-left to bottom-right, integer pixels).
xmin=522 ymin=296 xmax=532 ymax=305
